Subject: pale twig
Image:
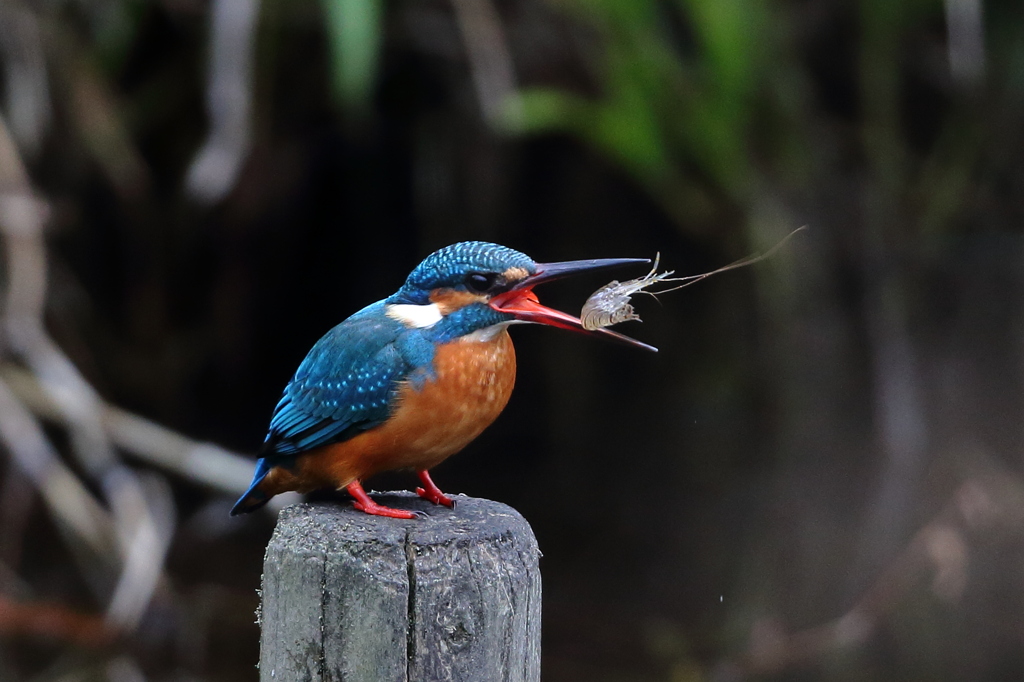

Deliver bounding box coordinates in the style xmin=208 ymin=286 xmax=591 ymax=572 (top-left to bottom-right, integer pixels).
xmin=715 ymin=471 xmax=1024 ymax=680
xmin=1 ymin=364 xmax=254 ymax=495
xmin=854 ymin=274 xmax=928 ymax=581
xmin=945 ymin=0 xmax=985 ymax=87
xmin=0 ymin=101 xmax=267 ymax=636
xmin=0 ymin=376 xmax=113 ymax=555
xmin=0 ymin=372 xmax=121 ymax=606
xmin=186 ymin=0 xmax=259 ymax=203
xmin=0 ymin=2 xmax=51 ymax=157
xmin=0 ymin=96 xmax=114 ymax=476
xmin=104 ymin=470 xmax=176 ymax=630
xmin=0 ymin=113 xmax=169 ymax=631
xmin=450 ymin=0 xmax=520 ymax=127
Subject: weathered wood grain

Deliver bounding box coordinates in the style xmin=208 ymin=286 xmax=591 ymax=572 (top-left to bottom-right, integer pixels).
xmin=259 ymin=493 xmax=541 ymax=682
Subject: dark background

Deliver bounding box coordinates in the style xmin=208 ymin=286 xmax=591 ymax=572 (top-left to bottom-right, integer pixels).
xmin=2 ymin=0 xmax=1024 ymax=680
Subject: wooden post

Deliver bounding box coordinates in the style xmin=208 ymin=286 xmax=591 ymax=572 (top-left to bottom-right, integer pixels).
xmin=259 ymin=493 xmax=541 ymax=682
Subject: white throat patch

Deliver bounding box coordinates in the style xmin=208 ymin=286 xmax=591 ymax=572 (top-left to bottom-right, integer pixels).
xmin=386 ymin=303 xmax=443 ymax=328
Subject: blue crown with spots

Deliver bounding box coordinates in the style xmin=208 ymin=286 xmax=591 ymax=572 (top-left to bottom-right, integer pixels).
xmin=391 ymin=242 xmax=537 ymax=304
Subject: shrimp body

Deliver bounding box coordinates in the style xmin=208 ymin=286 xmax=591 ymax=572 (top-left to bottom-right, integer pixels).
xmin=580 ymin=255 xmax=677 ymax=330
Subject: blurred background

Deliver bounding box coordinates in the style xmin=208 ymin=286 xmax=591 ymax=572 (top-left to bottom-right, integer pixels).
xmin=1 ymin=0 xmax=1023 ymax=680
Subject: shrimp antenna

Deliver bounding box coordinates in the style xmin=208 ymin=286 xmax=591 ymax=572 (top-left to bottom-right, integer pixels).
xmin=647 ymin=225 xmax=808 ymax=295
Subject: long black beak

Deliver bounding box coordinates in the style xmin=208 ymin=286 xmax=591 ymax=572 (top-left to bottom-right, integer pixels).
xmin=489 ymin=257 xmax=657 ymax=352
xmin=518 ymin=258 xmax=650 ymax=288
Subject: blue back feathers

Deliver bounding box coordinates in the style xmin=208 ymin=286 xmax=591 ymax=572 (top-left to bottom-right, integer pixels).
xmin=258 ymin=242 xmax=528 ymax=460
xmin=262 ymin=301 xmax=407 ymax=456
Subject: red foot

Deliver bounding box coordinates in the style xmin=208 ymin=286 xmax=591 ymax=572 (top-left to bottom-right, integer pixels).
xmin=346 ymin=481 xmax=422 ymax=519
xmin=415 ymin=470 xmax=455 ymax=508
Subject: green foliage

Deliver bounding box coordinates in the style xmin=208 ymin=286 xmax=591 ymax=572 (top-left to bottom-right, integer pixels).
xmin=508 ymin=0 xmax=1024 ymax=245
xmin=509 ymin=0 xmax=776 ymax=219
xmin=90 ymin=0 xmax=149 ymax=75
xmin=321 ymin=0 xmax=384 ymax=111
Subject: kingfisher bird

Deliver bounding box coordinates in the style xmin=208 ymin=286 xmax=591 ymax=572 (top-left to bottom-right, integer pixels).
xmin=231 ymin=241 xmax=654 ymax=519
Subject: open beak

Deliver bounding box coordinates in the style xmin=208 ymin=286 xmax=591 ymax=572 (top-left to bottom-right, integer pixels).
xmin=489 ymin=257 xmax=658 ymax=352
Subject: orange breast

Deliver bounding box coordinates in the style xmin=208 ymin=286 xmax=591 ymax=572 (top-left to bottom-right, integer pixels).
xmin=261 ymin=328 xmax=517 ymax=496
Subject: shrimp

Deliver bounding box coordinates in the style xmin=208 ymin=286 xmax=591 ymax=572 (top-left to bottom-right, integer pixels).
xmin=580 ymin=226 xmax=807 ymax=331
xmin=580 ymin=253 xmax=677 ymax=330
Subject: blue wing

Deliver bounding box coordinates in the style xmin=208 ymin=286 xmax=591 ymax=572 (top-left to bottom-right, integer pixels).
xmin=260 ymin=301 xmax=434 ymax=458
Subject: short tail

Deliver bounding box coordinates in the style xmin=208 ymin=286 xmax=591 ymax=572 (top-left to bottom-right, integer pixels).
xmin=230 ymin=458 xmax=273 ymax=515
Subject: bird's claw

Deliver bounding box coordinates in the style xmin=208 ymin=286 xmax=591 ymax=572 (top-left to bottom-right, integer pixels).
xmin=416 ymin=486 xmax=455 ymax=508
xmin=351 ymin=499 xmax=422 ymax=519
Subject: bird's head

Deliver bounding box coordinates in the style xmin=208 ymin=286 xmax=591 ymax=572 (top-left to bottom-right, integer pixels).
xmin=386 ymin=241 xmax=655 ymax=350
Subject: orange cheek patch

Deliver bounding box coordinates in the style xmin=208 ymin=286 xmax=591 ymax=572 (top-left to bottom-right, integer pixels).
xmin=429 ymin=288 xmax=487 ymax=315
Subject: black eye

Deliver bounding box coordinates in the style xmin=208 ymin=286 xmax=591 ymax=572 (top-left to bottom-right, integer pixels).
xmin=466 ymin=272 xmax=497 ymax=293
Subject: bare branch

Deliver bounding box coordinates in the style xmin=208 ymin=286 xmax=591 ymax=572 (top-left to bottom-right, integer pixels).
xmin=0 ymin=376 xmax=114 ymax=555
xmin=716 ymin=471 xmax=1024 ymax=679
xmin=0 ymin=2 xmax=51 ymax=157
xmin=1 ymin=365 xmax=254 ymax=495
xmin=105 ymin=471 xmax=175 ymax=630
xmin=0 ymin=112 xmax=172 ymax=632
xmin=945 ymin=0 xmax=985 ymax=87
xmin=186 ymin=0 xmax=260 ymax=204
xmin=450 ymin=0 xmax=520 ymax=127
